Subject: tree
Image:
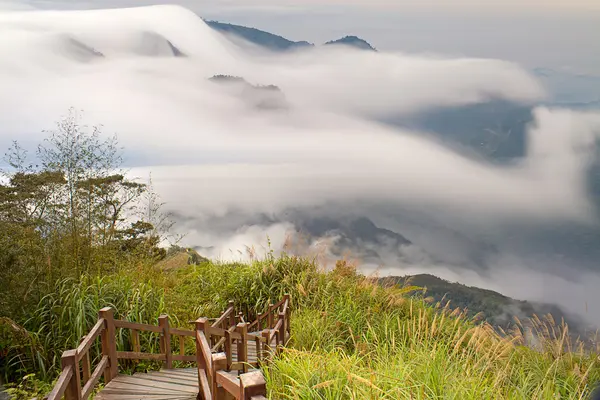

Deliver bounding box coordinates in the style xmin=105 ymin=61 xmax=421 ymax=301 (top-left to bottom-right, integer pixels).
xmin=0 ymin=108 xmax=173 ymax=318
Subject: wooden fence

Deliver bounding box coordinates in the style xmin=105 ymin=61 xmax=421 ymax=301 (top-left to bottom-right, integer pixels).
xmin=44 ymin=295 xmax=291 ymax=400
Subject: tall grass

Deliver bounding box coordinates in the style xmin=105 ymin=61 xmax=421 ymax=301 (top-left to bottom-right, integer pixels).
xmin=2 ymin=255 xmax=599 ymax=399
xmin=1 ymin=275 xmax=167 ymax=382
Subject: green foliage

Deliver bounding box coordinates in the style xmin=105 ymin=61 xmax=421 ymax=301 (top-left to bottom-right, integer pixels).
xmin=0 ymin=276 xmax=167 ymax=382
xmin=2 ymin=254 xmax=600 ymax=399
xmin=0 ymin=109 xmax=168 ymax=320
xmin=4 ymin=373 xmax=53 ymax=400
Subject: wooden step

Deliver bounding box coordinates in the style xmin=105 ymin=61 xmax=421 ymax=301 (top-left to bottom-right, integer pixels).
xmin=96 ymin=369 xmax=199 ymax=400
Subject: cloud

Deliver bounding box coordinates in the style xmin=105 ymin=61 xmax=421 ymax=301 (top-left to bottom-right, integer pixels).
xmin=2 ymin=4 xmax=600 ymax=322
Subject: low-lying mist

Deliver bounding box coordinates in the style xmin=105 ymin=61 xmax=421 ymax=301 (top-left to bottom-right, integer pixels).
xmin=1 ymin=4 xmax=600 ymax=325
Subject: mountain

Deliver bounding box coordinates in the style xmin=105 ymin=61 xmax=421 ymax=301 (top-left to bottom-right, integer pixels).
xmin=209 ymin=74 xmax=288 ymax=110
xmin=380 ymin=274 xmax=589 ymax=334
xmin=204 ymin=20 xmax=374 ymax=53
xmin=324 ymin=36 xmax=376 ymax=51
xmin=291 ymin=216 xmax=413 ymax=264
xmin=204 ymin=20 xmax=314 ymax=51
xmin=385 ymin=99 xmax=534 ymax=160
xmin=532 ymin=68 xmax=600 ymax=103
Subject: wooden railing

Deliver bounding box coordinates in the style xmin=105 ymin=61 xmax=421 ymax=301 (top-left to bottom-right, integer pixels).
xmin=45 ymin=295 xmax=291 ymax=400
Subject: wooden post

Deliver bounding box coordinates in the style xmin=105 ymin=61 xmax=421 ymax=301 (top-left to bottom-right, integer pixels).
xmin=236 ymin=323 xmax=248 ymax=373
xmin=261 ymin=330 xmax=270 ymax=362
xmin=194 ymin=318 xmax=207 ymax=389
xmin=224 ymin=329 xmax=233 ymax=370
xmin=278 ymin=313 xmax=285 ymax=346
xmin=240 ymin=371 xmax=267 ymax=400
xmin=199 ymin=317 xmax=211 ymax=348
xmin=131 ymin=329 xmax=141 ymax=353
xmin=267 ymin=304 xmax=274 ymax=329
xmin=228 ymin=301 xmax=235 ymax=328
xmin=61 ymin=349 xmax=82 ymax=400
xmin=99 ymin=307 xmax=117 ymax=382
xmin=159 ymin=315 xmax=172 ymax=369
xmin=180 ymin=336 xmax=186 ymax=356
xmin=254 ymin=334 xmax=261 ymax=364
xmin=285 ymin=294 xmax=291 ymax=335
xmin=212 ymin=353 xmax=227 ymax=400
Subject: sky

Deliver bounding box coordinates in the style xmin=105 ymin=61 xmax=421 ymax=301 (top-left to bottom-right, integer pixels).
xmin=1 ymin=1 xmax=600 ymax=323
xmin=3 ymin=0 xmax=600 ymax=74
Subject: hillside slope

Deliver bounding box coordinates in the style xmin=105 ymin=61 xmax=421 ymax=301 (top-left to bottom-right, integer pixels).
xmin=381 ymin=274 xmax=587 ymax=333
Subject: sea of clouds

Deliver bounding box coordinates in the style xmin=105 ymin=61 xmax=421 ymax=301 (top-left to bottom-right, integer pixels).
xmin=1 ymin=4 xmax=600 ymax=322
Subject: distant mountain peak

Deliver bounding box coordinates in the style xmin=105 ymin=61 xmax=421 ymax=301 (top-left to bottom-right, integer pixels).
xmin=203 ymin=19 xmax=378 ymax=53
xmin=324 ymin=36 xmax=376 ymax=51
xmin=204 ymin=20 xmax=314 ymax=51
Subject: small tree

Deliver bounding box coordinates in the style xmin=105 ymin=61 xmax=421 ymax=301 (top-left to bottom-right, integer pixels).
xmin=0 ymin=108 xmax=174 ymax=317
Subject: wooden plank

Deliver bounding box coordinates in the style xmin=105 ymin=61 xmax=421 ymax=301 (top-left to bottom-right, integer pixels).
xmin=159 ymin=369 xmax=197 ymax=377
xmin=105 ymin=376 xmax=198 ymax=393
xmin=81 ymin=355 xmax=108 ymax=400
xmin=216 ymin=371 xmax=241 ymax=399
xmin=117 ymin=351 xmax=166 ymax=361
xmin=197 ymin=330 xmax=213 ymax=378
xmin=198 ymin=369 xmax=211 ymax=400
xmin=132 ymin=373 xmax=198 ymax=388
xmin=45 ymin=364 xmax=73 ymax=400
xmin=148 ymin=370 xmax=198 ymax=380
xmin=144 ymin=372 xmax=199 ymax=384
xmin=170 ymin=328 xmax=195 ymax=338
xmin=209 ymin=326 xmax=242 ymax=340
xmin=172 ymin=355 xmax=196 ymax=362
xmin=114 ymin=319 xmax=163 ymax=333
xmin=100 ymin=386 xmax=177 ymax=395
xmin=76 ymin=319 xmax=105 ymax=360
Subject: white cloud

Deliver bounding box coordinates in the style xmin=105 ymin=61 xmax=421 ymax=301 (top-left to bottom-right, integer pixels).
xmin=2 ymin=4 xmax=600 ymax=321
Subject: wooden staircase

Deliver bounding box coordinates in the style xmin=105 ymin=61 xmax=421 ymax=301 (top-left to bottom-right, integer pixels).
xmin=44 ymin=295 xmax=291 ymax=400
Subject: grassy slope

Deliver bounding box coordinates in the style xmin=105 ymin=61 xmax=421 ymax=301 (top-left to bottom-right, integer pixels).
xmin=3 ymin=256 xmax=599 ymax=399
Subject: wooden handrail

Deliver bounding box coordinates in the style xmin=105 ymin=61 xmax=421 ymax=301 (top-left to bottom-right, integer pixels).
xmin=248 ymin=295 xmax=290 ymax=331
xmin=212 ymin=325 xmax=237 ymax=352
xmin=113 ymin=319 xmax=162 ymax=333
xmin=81 ymin=355 xmax=108 ymax=400
xmin=198 ymin=368 xmax=212 ymax=399
xmin=45 ymin=365 xmax=73 ymax=400
xmin=212 ymin=304 xmax=235 ymax=328
xmin=46 ymin=295 xmax=290 ymax=400
xmin=171 ymin=327 xmax=195 ymax=337
xmin=76 ymin=319 xmax=104 ymax=361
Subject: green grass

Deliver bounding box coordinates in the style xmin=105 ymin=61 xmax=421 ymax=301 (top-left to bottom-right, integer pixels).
xmin=2 ymin=255 xmax=599 ymax=399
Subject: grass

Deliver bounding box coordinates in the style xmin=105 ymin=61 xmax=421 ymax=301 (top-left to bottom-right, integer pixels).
xmin=2 ymin=255 xmax=599 ymax=399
